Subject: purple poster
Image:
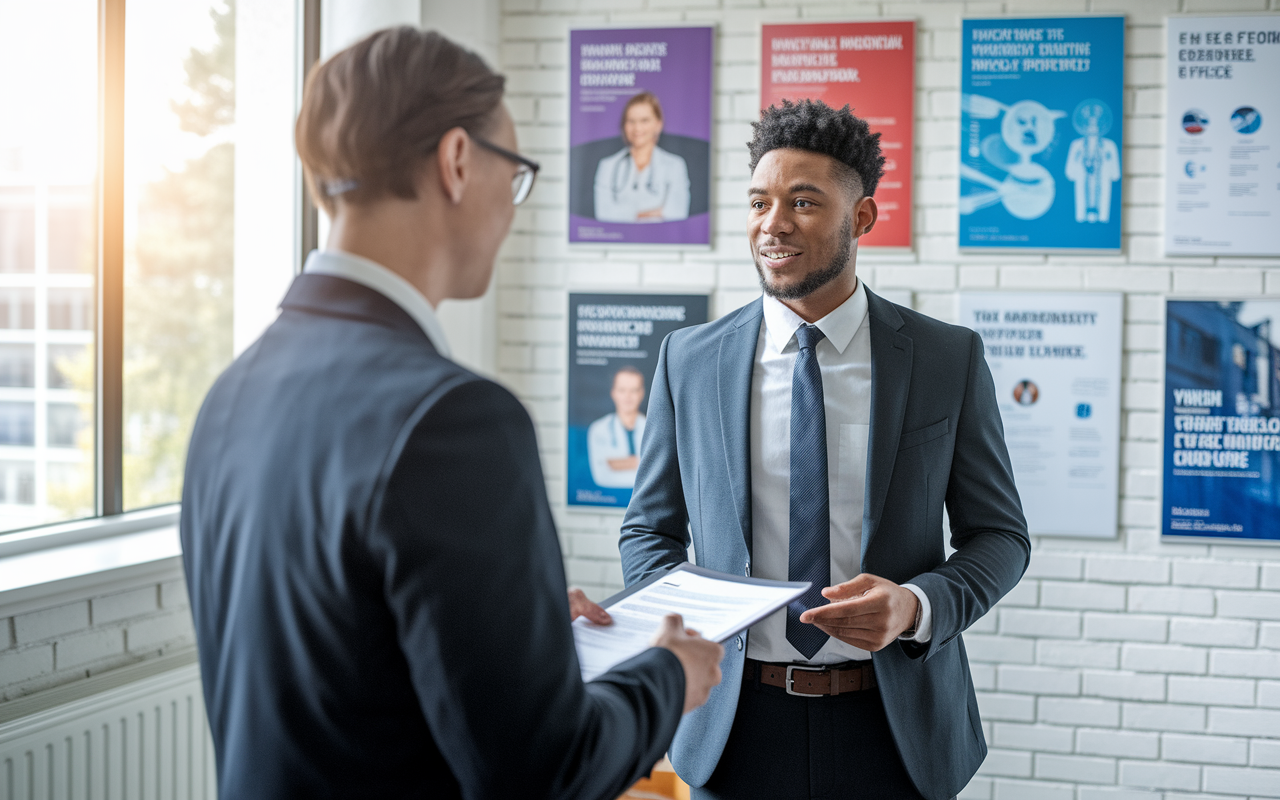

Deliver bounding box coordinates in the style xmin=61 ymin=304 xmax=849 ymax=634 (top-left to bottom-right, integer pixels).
xmin=569 ymin=27 xmax=713 ymax=246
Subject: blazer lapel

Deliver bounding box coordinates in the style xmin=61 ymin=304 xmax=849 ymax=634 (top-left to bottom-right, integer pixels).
xmin=862 ymin=289 xmax=913 ymax=562
xmin=718 ymin=300 xmax=763 ymax=555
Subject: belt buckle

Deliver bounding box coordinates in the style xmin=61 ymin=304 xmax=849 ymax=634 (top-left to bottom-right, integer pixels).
xmin=785 ymin=664 xmax=824 ymax=697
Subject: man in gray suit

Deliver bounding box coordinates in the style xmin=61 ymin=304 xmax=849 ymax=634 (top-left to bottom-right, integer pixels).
xmin=619 ymin=99 xmax=1031 ymax=800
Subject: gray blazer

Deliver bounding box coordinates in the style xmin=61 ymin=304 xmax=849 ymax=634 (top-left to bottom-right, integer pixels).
xmin=620 ymin=289 xmax=1030 ymax=800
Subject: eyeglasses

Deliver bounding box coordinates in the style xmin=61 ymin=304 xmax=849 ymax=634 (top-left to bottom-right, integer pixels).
xmin=471 ymin=134 xmax=540 ymax=206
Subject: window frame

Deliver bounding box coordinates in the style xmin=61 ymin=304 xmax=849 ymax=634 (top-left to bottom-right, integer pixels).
xmin=0 ymin=0 xmax=321 ymax=545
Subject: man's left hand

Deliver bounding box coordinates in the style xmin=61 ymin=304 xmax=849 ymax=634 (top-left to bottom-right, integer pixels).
xmin=568 ymin=587 xmax=612 ymax=625
xmin=798 ymin=573 xmax=919 ymax=652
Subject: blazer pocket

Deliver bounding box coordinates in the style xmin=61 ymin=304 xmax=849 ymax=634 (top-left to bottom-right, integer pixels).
xmin=897 ymin=418 xmax=949 ymax=451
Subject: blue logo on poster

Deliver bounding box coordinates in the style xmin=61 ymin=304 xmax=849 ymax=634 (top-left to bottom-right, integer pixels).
xmin=1184 ymin=161 xmax=1206 ymax=179
xmin=1076 ymin=403 xmax=1092 ymax=418
xmin=1231 ymin=106 xmax=1262 ymax=134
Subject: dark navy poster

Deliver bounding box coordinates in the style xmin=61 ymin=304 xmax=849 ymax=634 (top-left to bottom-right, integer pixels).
xmin=1164 ymin=300 xmax=1280 ymax=543
xmin=959 ymin=16 xmax=1125 ymax=251
xmin=567 ymin=293 xmax=708 ymax=509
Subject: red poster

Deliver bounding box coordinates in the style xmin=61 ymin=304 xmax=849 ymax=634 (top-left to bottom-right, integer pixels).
xmin=761 ymin=21 xmax=915 ymax=249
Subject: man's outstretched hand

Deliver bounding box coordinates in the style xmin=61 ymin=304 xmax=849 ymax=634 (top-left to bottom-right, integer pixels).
xmin=567 ymin=587 xmax=612 ymax=625
xmin=798 ymin=573 xmax=919 ymax=652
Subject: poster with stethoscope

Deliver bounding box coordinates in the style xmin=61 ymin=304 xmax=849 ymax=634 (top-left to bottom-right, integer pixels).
xmin=1164 ymin=16 xmax=1280 ymax=257
xmin=566 ymin=292 xmax=708 ymax=510
xmin=959 ymin=292 xmax=1123 ymax=538
xmin=568 ymin=27 xmax=713 ymax=246
xmin=958 ymin=16 xmax=1125 ymax=252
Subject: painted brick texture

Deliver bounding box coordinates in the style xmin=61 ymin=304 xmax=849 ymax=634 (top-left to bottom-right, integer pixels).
xmin=0 ymin=578 xmax=194 ymax=702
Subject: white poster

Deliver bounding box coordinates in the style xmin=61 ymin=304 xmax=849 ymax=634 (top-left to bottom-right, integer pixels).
xmin=960 ymin=292 xmax=1123 ymax=538
xmin=1165 ymin=16 xmax=1280 ymax=256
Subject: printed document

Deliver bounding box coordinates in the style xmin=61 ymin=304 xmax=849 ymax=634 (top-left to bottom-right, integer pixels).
xmin=573 ymin=564 xmax=809 ymax=682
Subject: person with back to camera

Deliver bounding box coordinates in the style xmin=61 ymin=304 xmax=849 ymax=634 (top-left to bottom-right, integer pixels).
xmin=179 ymin=27 xmax=722 ymax=800
xmin=594 ymin=91 xmax=691 ymax=223
xmin=619 ymin=99 xmax=1030 ymax=800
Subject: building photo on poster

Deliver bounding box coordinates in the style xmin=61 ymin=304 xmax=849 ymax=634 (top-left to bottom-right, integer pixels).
xmin=760 ymin=20 xmax=915 ymax=249
xmin=959 ymin=16 xmax=1125 ymax=251
xmin=1163 ymin=300 xmax=1280 ymax=544
xmin=1165 ymin=16 xmax=1280 ymax=257
xmin=960 ymin=292 xmax=1122 ymax=538
xmin=568 ymin=27 xmax=713 ymax=247
xmin=567 ymin=293 xmax=708 ymax=509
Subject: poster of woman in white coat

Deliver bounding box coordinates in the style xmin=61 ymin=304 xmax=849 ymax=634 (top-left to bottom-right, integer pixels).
xmin=593 ymin=93 xmax=690 ymax=224
xmin=569 ymin=26 xmax=712 ymax=246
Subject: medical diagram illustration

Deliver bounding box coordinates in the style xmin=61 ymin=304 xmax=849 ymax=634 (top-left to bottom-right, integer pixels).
xmin=961 ymin=94 xmax=1119 ymax=224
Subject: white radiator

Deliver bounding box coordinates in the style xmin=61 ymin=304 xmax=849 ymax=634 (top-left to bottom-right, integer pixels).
xmin=0 ymin=664 xmax=215 ymax=800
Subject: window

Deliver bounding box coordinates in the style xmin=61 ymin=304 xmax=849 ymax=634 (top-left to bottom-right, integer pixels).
xmin=0 ymin=461 xmax=36 ymax=506
xmin=47 ymin=403 xmax=87 ymax=448
xmin=0 ymin=189 xmax=35 ymax=274
xmin=0 ymin=288 xmax=34 ymax=330
xmin=0 ymin=0 xmax=97 ymax=530
xmin=48 ymin=188 xmax=95 ymax=275
xmin=0 ymin=0 xmax=302 ymax=535
xmin=123 ymin=0 xmax=240 ymax=509
xmin=0 ymin=344 xmax=35 ymax=388
xmin=48 ymin=288 xmax=94 ymax=331
xmin=0 ymin=402 xmax=35 ymax=447
xmin=47 ymin=344 xmax=88 ymax=390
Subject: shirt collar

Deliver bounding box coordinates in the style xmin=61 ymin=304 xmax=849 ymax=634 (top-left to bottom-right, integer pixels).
xmin=303 ymin=249 xmax=452 ymax=358
xmin=761 ymin=278 xmax=868 ymax=355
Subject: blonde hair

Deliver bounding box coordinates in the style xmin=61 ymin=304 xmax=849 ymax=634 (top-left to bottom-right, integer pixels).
xmin=620 ymin=91 xmax=664 ymax=132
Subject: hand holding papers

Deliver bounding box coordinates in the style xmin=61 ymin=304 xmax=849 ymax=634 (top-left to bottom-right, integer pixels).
xmin=572 ymin=564 xmax=810 ymax=682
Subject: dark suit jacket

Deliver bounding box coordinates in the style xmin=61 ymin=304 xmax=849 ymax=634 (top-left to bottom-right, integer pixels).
xmin=181 ymin=273 xmax=685 ymax=799
xmin=619 ymin=289 xmax=1030 ymax=800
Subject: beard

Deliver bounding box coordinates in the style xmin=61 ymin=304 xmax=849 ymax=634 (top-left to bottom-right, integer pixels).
xmin=753 ymin=215 xmax=853 ymax=301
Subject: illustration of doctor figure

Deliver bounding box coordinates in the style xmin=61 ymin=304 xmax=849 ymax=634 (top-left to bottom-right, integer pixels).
xmin=587 ymin=366 xmax=647 ymax=488
xmin=1065 ymin=99 xmax=1120 ymax=223
xmin=593 ymin=92 xmax=690 ymax=223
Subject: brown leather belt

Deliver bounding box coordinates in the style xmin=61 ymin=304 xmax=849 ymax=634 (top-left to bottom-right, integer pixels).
xmin=746 ymin=657 xmax=877 ymax=697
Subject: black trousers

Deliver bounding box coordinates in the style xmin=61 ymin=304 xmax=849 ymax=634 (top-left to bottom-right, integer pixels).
xmin=691 ymin=665 xmax=929 ymax=800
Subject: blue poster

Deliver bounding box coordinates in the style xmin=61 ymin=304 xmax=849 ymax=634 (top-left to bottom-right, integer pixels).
xmin=1163 ymin=300 xmax=1280 ymax=544
xmin=567 ymin=293 xmax=708 ymax=509
xmin=959 ymin=16 xmax=1125 ymax=251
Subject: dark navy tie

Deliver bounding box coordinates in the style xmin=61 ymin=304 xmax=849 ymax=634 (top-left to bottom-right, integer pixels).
xmin=786 ymin=323 xmax=831 ymax=659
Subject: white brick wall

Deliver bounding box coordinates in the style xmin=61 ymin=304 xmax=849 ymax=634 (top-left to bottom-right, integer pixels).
xmin=0 ymin=578 xmax=195 ymax=702
xmin=491 ymin=0 xmax=1280 ymax=795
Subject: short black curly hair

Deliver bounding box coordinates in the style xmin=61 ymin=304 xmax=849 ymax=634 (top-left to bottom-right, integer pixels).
xmin=748 ymin=99 xmax=886 ymax=198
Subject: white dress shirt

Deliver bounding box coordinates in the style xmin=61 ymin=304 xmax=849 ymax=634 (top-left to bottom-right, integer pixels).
xmin=746 ymin=280 xmax=932 ymax=665
xmin=303 ymin=249 xmax=451 ymax=358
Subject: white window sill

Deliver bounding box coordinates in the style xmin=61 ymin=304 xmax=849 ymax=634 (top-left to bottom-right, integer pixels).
xmin=0 ymin=507 xmax=183 ymax=615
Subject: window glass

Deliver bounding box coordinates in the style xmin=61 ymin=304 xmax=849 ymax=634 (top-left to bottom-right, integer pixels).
xmin=0 ymin=344 xmax=35 ymax=388
xmin=0 ymin=288 xmax=34 ymax=330
xmin=47 ymin=344 xmax=88 ymax=390
xmin=123 ymin=0 xmax=237 ymax=509
xmin=48 ymin=187 xmax=95 ymax=274
xmin=0 ymin=189 xmax=35 ymax=274
xmin=47 ymin=288 xmax=94 ymax=330
xmin=0 ymin=0 xmax=97 ymax=532
xmin=0 ymin=461 xmax=36 ymax=506
xmin=47 ymin=402 xmax=87 ymax=448
xmin=0 ymin=402 xmax=35 ymax=447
